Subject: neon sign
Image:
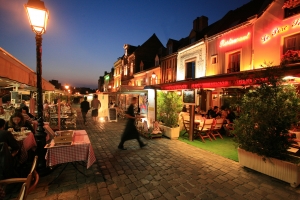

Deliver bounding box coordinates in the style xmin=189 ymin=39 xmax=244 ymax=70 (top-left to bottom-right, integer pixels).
xmin=292 ymin=18 xmax=300 ymax=28
xmin=219 ymin=32 xmax=251 ymax=47
xmin=261 ymin=25 xmax=289 ymax=43
xmin=261 ymin=19 xmax=300 ymax=43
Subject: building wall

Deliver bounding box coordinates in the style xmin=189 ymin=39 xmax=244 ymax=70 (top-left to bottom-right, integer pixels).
xmin=161 ymin=54 xmax=177 ymax=83
xmin=206 ymin=25 xmax=253 ymax=76
xmin=253 ymin=0 xmax=299 ymax=67
xmin=177 ymin=41 xmax=206 ymax=81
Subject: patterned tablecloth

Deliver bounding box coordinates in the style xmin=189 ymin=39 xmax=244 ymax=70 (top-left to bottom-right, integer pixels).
xmin=45 ymin=130 xmax=96 ymax=169
xmin=14 ymin=132 xmax=37 ymax=164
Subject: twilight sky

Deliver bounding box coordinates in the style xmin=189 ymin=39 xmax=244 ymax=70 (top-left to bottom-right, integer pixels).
xmin=0 ymin=0 xmax=250 ymax=89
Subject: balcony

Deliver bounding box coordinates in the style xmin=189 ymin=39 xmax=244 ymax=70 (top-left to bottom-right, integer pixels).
xmin=227 ymin=66 xmax=240 ymax=73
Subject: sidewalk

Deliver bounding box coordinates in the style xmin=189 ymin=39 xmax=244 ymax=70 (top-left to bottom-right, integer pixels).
xmin=7 ymin=105 xmax=300 ymax=199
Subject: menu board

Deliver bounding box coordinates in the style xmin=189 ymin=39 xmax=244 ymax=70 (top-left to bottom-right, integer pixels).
xmin=108 ymin=108 xmax=117 ymax=122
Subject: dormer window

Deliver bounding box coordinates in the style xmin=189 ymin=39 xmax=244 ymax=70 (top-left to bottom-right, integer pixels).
xmin=140 ymin=60 xmax=144 ymax=71
xmin=130 ymin=62 xmax=133 ymax=76
xmin=155 ymin=55 xmax=159 ymax=66
xmin=124 ymin=65 xmax=127 ymax=76
xmin=123 ymin=44 xmax=129 ymax=56
xmin=168 ymin=45 xmax=173 ymax=54
xmin=190 ymin=37 xmax=196 ymax=43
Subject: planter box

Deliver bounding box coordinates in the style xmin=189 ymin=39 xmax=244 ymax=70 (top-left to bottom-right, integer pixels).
xmin=159 ymin=125 xmax=180 ymax=140
xmin=238 ymin=148 xmax=300 ymax=187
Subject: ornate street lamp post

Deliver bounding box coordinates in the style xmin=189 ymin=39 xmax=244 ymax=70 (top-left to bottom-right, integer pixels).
xmin=24 ymin=0 xmax=49 ymax=173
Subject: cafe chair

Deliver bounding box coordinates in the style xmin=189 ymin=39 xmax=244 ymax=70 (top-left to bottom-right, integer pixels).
xmin=43 ymin=124 xmax=55 ymax=142
xmin=210 ymin=118 xmax=224 ymax=140
xmin=64 ymin=114 xmax=77 ymax=130
xmin=17 ymin=183 xmax=27 ymax=200
xmin=181 ymin=115 xmax=190 ymax=136
xmin=196 ymin=119 xmax=213 ymax=143
xmin=0 ymin=156 xmax=39 ymax=200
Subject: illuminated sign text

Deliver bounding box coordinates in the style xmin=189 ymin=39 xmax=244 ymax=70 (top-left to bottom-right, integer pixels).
xmin=261 ymin=19 xmax=300 ymax=43
xmin=219 ymin=32 xmax=251 ymax=47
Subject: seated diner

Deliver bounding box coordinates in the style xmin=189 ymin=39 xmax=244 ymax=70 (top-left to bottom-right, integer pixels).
xmin=0 ymin=118 xmax=20 ymax=179
xmin=4 ymin=112 xmax=35 ymax=134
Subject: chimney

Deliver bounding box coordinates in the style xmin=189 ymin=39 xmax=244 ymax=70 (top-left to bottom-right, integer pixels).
xmin=193 ymin=16 xmax=208 ymax=32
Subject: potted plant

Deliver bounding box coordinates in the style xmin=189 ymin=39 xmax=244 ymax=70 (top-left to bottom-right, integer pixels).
xmin=157 ymin=91 xmax=183 ymax=139
xmin=233 ymin=65 xmax=300 ymax=187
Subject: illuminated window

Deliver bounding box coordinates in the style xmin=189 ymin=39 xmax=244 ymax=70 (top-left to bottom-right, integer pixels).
xmin=283 ymin=34 xmax=300 ymax=54
xmin=190 ymin=37 xmax=196 ymax=43
xmin=140 ymin=61 xmax=144 ymax=71
xmin=167 ymin=68 xmax=172 ymax=82
xmin=211 ymin=55 xmax=217 ymax=64
xmin=227 ymin=52 xmax=240 ymax=73
xmin=124 ymin=65 xmax=127 ymax=76
xmin=185 ymin=61 xmax=195 ymax=79
xmin=168 ymin=45 xmax=173 ymax=54
xmin=130 ymin=63 xmax=133 ymax=76
xmin=155 ymin=55 xmax=159 ymax=66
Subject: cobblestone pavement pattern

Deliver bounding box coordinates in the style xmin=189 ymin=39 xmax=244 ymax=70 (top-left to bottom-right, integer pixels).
xmin=5 ymin=105 xmax=300 ymax=199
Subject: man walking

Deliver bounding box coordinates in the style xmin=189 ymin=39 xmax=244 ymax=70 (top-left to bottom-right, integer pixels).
xmin=118 ymin=97 xmax=147 ymax=150
xmin=80 ymin=96 xmax=90 ymax=125
xmin=91 ymin=94 xmax=101 ymax=123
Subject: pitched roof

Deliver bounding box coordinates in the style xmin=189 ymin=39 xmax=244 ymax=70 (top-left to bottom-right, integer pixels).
xmin=202 ymin=0 xmax=274 ymax=38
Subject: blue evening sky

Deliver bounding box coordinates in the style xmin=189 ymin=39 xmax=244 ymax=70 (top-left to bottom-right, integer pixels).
xmin=0 ymin=0 xmax=250 ymax=89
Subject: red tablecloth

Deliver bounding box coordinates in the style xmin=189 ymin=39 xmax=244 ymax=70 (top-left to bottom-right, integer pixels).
xmin=16 ymin=132 xmax=37 ymax=164
xmin=22 ymin=132 xmax=37 ymax=151
xmin=45 ymin=130 xmax=96 ymax=169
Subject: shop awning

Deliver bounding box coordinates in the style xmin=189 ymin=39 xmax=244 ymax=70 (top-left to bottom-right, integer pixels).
xmin=0 ymin=48 xmax=54 ymax=91
xmin=116 ymin=85 xmax=146 ymax=94
xmin=158 ymin=65 xmax=300 ymax=90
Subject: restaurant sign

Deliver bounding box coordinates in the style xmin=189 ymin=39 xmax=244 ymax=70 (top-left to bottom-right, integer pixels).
xmin=161 ymin=84 xmax=189 ymax=90
xmin=261 ymin=18 xmax=300 ymax=43
xmin=191 ymin=78 xmax=254 ymax=89
xmin=219 ymin=32 xmax=251 ymax=48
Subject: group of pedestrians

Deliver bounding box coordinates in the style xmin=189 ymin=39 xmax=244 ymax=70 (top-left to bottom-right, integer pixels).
xmin=80 ymin=95 xmax=147 ymax=150
xmin=80 ymin=94 xmax=101 ymax=125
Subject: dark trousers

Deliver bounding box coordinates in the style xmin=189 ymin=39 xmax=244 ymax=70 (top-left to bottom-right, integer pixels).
xmin=118 ymin=135 xmax=144 ymax=148
xmin=82 ymin=111 xmax=87 ymax=123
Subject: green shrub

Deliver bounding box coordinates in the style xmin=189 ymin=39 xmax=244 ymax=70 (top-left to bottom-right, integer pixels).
xmin=233 ymin=65 xmax=300 ymax=160
xmin=157 ymin=91 xmax=183 ymax=128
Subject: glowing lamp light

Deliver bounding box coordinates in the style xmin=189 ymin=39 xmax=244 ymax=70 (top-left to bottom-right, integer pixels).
xmin=24 ymin=0 xmax=49 ymax=35
xmin=99 ymin=117 xmax=105 ymax=122
xmin=151 ymin=72 xmax=156 ymax=79
xmin=65 ymin=85 xmax=69 ymax=90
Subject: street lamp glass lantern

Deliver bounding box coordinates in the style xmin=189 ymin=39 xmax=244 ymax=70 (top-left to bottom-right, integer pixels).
xmin=25 ymin=0 xmax=49 ymax=35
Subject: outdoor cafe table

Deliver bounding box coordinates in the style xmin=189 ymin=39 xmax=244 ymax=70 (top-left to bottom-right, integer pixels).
xmin=13 ymin=131 xmax=37 ymax=164
xmin=45 ymin=130 xmax=96 ymax=169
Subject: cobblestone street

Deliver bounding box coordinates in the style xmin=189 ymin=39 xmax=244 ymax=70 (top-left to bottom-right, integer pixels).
xmin=6 ymin=105 xmax=300 ymax=200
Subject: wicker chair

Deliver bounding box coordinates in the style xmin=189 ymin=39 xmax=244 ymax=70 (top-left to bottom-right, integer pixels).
xmin=0 ymin=156 xmax=39 ymax=200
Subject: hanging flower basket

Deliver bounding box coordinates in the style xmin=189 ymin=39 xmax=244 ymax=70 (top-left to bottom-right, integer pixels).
xmin=282 ymin=0 xmax=300 ymax=9
xmin=281 ymin=50 xmax=300 ymax=64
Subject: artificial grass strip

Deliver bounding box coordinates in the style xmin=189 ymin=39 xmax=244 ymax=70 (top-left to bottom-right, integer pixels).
xmin=179 ymin=131 xmax=239 ymax=162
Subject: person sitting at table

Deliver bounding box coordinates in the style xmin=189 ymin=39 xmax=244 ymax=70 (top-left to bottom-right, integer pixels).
xmin=0 ymin=119 xmax=20 ymax=155
xmin=21 ymin=106 xmax=35 ymax=124
xmin=0 ymin=106 xmax=9 ymax=121
xmin=206 ymin=106 xmax=213 ymax=118
xmin=181 ymin=105 xmax=187 ymax=112
xmin=19 ymin=100 xmax=26 ymax=109
xmin=0 ymin=106 xmax=5 ymax=116
xmin=210 ymin=106 xmax=221 ymax=118
xmin=226 ymin=108 xmax=236 ymax=124
xmin=0 ymin=118 xmax=20 ymax=179
xmin=4 ymin=112 xmax=35 ymax=134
